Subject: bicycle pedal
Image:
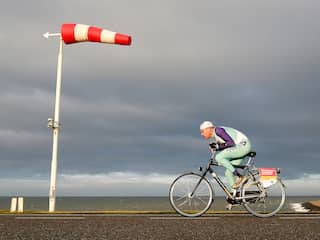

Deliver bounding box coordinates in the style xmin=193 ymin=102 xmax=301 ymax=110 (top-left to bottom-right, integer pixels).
xmin=225 ymin=204 xmax=233 ymax=211
xmin=226 ymin=197 xmax=240 ymax=205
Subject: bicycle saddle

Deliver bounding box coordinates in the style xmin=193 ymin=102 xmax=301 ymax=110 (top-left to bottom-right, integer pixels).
xmin=230 ymin=151 xmax=256 ymax=169
xmin=246 ymin=151 xmax=256 ymax=157
xmin=230 ymin=151 xmax=256 ymax=161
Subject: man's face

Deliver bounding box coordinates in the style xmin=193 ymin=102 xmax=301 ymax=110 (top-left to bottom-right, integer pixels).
xmin=200 ymin=127 xmax=213 ymax=140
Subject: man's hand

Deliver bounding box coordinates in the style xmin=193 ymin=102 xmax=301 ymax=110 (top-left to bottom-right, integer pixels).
xmin=209 ymin=142 xmax=218 ymax=150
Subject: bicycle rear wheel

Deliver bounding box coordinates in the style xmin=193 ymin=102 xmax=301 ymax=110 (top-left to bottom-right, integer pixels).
xmin=241 ymin=177 xmax=286 ymax=217
xmin=169 ymin=173 xmax=214 ymax=217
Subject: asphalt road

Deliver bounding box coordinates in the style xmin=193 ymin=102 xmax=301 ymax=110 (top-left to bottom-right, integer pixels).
xmin=0 ymin=214 xmax=319 ymax=240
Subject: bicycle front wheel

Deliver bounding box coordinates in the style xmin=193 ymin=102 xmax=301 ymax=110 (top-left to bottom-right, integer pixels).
xmin=241 ymin=177 xmax=286 ymax=217
xmin=169 ymin=173 xmax=214 ymax=217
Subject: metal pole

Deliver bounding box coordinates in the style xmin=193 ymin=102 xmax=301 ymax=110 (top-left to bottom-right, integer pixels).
xmin=49 ymin=37 xmax=63 ymax=212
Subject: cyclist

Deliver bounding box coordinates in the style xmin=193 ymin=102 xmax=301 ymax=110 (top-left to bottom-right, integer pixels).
xmin=200 ymin=121 xmax=252 ymax=191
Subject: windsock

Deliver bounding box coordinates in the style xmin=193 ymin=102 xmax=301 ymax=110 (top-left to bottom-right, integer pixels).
xmin=61 ymin=23 xmax=131 ymax=45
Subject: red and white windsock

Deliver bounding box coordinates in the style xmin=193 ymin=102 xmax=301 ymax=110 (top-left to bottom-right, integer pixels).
xmin=61 ymin=23 xmax=131 ymax=45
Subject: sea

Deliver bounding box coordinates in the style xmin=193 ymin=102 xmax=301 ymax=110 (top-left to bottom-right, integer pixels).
xmin=0 ymin=196 xmax=318 ymax=212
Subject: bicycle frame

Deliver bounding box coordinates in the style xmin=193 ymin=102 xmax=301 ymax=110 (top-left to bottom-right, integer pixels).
xmin=192 ymin=148 xmax=259 ymax=201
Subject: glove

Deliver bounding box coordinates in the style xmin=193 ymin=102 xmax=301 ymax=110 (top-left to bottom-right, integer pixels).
xmin=209 ymin=142 xmax=218 ymax=150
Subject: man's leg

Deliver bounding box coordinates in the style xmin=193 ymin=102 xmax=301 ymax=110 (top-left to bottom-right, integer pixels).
xmin=223 ymin=159 xmax=242 ymax=191
xmin=225 ymin=169 xmax=235 ymax=192
xmin=215 ymin=143 xmax=251 ymax=189
xmin=226 ymin=159 xmax=243 ymax=190
xmin=215 ymin=152 xmax=237 ymax=190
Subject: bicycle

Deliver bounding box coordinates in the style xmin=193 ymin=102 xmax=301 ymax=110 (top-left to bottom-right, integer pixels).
xmin=169 ymin=146 xmax=286 ymax=218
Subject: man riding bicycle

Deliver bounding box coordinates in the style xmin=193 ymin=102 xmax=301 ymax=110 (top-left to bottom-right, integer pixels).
xmin=200 ymin=121 xmax=252 ymax=191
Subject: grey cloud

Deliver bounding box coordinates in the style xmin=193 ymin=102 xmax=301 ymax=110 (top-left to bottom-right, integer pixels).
xmin=0 ymin=0 xmax=319 ymax=195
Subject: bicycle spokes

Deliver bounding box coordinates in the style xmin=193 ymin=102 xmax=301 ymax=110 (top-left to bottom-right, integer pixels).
xmin=169 ymin=173 xmax=213 ymax=217
xmin=241 ymin=179 xmax=285 ymax=217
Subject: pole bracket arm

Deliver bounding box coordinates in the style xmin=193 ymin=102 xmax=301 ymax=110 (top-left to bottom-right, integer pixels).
xmin=47 ymin=118 xmax=60 ymax=129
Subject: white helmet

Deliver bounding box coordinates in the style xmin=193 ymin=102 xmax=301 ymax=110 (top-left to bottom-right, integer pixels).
xmin=200 ymin=121 xmax=214 ymax=130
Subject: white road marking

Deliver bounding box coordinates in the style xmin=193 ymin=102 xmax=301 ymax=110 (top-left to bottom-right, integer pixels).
xmin=150 ymin=217 xmax=220 ymax=220
xmin=15 ymin=216 xmax=86 ymax=220
xmin=279 ymin=216 xmax=320 ymax=220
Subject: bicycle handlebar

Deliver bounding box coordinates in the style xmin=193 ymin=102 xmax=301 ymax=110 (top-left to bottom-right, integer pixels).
xmin=209 ymin=146 xmax=216 ymax=160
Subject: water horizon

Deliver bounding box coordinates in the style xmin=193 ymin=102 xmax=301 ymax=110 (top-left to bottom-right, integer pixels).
xmin=1 ymin=196 xmax=319 ymax=212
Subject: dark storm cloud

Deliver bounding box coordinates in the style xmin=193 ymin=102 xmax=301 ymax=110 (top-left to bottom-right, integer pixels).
xmin=0 ymin=0 xmax=319 ymax=194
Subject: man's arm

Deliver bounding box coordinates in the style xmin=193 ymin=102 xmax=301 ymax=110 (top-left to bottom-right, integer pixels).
xmin=215 ymin=127 xmax=235 ymax=150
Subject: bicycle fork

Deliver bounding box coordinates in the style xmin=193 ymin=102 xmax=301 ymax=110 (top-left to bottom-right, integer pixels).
xmin=189 ymin=172 xmax=208 ymax=198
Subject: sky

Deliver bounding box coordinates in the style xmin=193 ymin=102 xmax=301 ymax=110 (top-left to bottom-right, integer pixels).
xmin=0 ymin=0 xmax=319 ymax=196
